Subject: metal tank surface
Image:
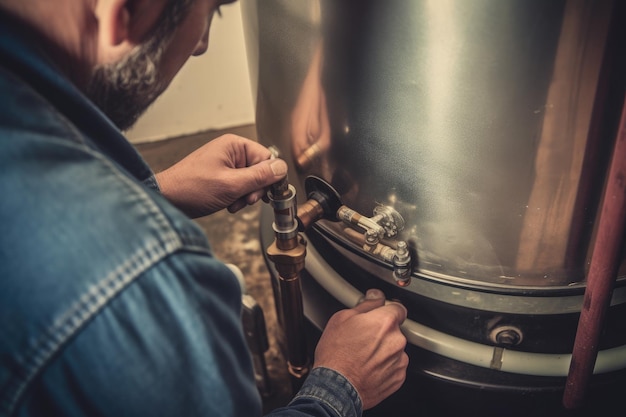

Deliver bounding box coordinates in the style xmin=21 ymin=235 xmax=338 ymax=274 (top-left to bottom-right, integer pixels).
xmin=241 ymin=0 xmax=626 ymax=415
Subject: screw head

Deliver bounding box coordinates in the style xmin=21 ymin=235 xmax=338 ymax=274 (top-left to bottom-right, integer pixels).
xmin=489 ymin=325 xmax=523 ymax=347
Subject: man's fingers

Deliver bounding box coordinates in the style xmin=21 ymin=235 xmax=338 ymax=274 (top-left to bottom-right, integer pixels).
xmin=352 ymin=289 xmax=386 ymax=313
xmin=227 ymin=198 xmax=247 ymax=213
xmin=377 ymin=302 xmax=408 ymax=326
xmin=354 ymin=290 xmax=408 ymax=326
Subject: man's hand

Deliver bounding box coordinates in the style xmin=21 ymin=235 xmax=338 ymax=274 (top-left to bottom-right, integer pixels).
xmin=313 ymin=289 xmax=409 ymax=410
xmin=155 ymin=134 xmax=288 ymax=218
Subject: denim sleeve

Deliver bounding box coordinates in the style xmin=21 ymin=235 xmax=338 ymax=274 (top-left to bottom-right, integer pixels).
xmin=142 ymin=174 xmax=160 ymax=191
xmin=266 ymin=367 xmax=363 ymax=417
xmin=15 ymin=251 xmax=263 ymax=417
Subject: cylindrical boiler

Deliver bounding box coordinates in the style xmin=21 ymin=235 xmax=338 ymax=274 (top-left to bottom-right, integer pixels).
xmin=241 ymin=1 xmax=626 ymax=415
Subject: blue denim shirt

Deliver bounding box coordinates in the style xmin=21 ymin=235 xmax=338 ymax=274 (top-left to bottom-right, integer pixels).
xmin=0 ymin=13 xmax=361 ymax=417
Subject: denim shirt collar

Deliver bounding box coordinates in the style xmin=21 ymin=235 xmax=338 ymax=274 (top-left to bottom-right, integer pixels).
xmin=0 ymin=11 xmax=154 ymax=183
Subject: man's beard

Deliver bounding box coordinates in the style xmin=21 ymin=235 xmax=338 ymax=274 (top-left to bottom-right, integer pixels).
xmin=85 ymin=41 xmax=168 ymax=132
xmin=85 ymin=0 xmax=193 ymax=131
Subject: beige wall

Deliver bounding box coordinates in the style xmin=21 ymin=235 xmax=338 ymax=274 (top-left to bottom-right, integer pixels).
xmin=126 ymin=2 xmax=255 ymax=144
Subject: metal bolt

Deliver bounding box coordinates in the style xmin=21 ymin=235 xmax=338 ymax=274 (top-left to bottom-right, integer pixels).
xmin=395 ymin=241 xmax=409 ymax=261
xmin=365 ymin=229 xmax=379 ymax=245
xmin=393 ymin=241 xmax=411 ymax=286
xmin=489 ymin=325 xmax=523 ymax=347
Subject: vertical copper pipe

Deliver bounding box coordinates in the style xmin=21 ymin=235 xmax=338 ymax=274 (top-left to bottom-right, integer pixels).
xmin=563 ymin=98 xmax=626 ymax=409
xmin=266 ymin=178 xmax=310 ymax=389
xmin=266 ymin=238 xmax=309 ymax=388
xmin=279 ymin=272 xmax=309 ymax=373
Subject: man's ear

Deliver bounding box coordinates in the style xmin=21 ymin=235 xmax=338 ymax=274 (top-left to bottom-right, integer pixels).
xmin=96 ymin=0 xmax=167 ymax=59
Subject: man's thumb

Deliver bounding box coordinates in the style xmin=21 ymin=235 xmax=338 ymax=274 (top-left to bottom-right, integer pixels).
xmin=237 ymin=158 xmax=288 ymax=199
xmin=253 ymin=158 xmax=288 ymax=186
xmin=268 ymin=158 xmax=288 ymax=178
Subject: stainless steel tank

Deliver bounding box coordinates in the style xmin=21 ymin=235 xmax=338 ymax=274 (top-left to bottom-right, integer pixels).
xmin=241 ymin=0 xmax=626 ymax=415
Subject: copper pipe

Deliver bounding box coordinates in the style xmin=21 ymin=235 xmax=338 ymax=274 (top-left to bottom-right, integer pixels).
xmin=266 ymin=178 xmax=311 ymax=387
xmin=297 ymin=199 xmax=325 ymax=230
xmin=266 ymin=238 xmax=309 ymax=381
xmin=342 ymin=227 xmax=396 ymax=262
xmin=563 ymin=98 xmax=626 ymax=409
xmin=280 ymin=266 xmax=308 ymax=373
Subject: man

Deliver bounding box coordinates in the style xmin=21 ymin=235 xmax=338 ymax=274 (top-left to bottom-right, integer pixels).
xmin=0 ymin=1 xmax=409 ymax=416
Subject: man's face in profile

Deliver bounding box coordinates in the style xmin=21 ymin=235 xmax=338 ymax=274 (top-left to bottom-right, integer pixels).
xmin=86 ymin=0 xmax=225 ymax=131
xmin=86 ymin=24 xmax=172 ymax=131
